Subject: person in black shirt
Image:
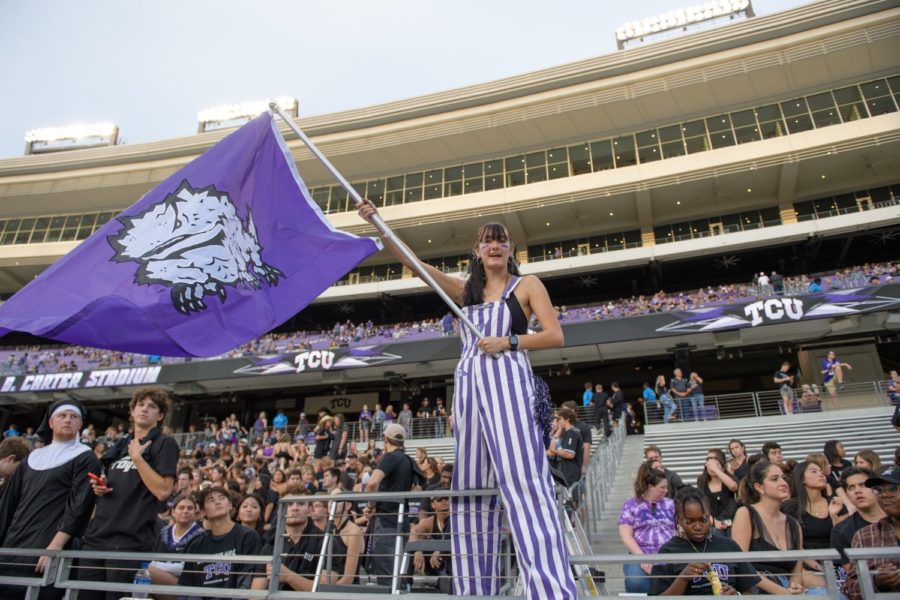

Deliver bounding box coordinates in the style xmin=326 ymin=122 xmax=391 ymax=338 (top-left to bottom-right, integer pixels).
xmin=727 ymin=439 xmax=749 ymax=482
xmin=547 ymin=408 xmax=582 ymax=492
xmin=0 ymin=398 xmax=100 ymax=600
xmin=650 ymin=487 xmax=759 ymax=595
xmin=365 ymin=423 xmax=414 ymax=585
xmin=670 ymin=368 xmax=690 ymax=422
xmin=592 ymin=384 xmax=611 ymax=438
xmin=774 ymin=361 xmax=796 ymax=415
xmin=80 ymin=387 xmax=179 ymax=600
xmin=178 ymin=486 xmax=266 ymax=595
xmin=313 ymin=416 xmax=334 ymax=459
xmin=644 ymin=445 xmax=685 ymax=499
xmin=697 ymin=449 xmax=738 ymax=534
xmin=824 ymin=440 xmax=853 ymax=489
xmin=610 ymin=381 xmax=626 ymax=423
xmin=831 ymin=467 xmax=883 ymax=572
xmin=265 ymin=484 xmax=325 ymax=591
xmin=561 ymin=400 xmax=593 ymax=475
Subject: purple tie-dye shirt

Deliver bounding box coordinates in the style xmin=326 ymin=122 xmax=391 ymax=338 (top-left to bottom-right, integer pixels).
xmin=618 ymin=496 xmax=676 ymax=554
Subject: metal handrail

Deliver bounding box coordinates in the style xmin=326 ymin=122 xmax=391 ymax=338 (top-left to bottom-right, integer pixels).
xmin=4 ymin=544 xmax=892 ymax=598
xmin=646 ymin=379 xmax=892 ymax=425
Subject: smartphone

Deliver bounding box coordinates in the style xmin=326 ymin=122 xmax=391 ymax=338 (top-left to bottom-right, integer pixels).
xmin=87 ymin=472 xmax=105 ymax=484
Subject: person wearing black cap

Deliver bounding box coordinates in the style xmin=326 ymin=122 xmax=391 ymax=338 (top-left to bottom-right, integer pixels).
xmin=364 ymin=422 xmax=415 ymax=585
xmin=0 ymin=398 xmax=101 ymax=599
xmin=78 ymin=387 xmax=179 ymax=599
xmin=843 ymin=471 xmax=900 ymax=600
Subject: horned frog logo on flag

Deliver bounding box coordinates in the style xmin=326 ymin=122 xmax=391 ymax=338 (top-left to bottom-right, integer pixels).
xmin=108 ymin=180 xmax=284 ymax=315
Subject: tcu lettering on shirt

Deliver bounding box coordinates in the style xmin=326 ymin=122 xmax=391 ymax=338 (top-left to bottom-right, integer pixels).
xmin=110 ymin=456 xmax=138 ymax=473
xmin=744 ymin=298 xmax=804 ymax=327
xmin=203 ymin=549 xmax=237 ymax=581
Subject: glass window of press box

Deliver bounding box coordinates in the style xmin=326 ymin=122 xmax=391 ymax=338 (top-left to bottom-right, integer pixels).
xmin=2 ymin=76 xmax=898 ymax=247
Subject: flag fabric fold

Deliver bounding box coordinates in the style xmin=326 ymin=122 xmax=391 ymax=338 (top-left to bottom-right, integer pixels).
xmin=0 ymin=113 xmax=380 ymax=357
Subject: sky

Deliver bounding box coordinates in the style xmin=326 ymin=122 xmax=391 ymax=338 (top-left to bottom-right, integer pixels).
xmin=0 ymin=0 xmax=809 ymax=160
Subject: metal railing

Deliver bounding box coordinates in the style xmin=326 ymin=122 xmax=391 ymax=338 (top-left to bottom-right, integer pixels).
xmin=581 ymin=415 xmax=627 ymax=539
xmin=645 ymin=379 xmax=892 ymax=425
xmin=4 ymin=543 xmax=898 ymax=597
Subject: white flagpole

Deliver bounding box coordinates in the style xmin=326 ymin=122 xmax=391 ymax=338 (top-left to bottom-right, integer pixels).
xmin=269 ymin=103 xmax=485 ymax=341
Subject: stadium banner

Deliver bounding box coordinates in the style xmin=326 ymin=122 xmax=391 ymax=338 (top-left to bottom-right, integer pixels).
xmin=0 ymin=112 xmax=380 ymax=358
xmin=0 ymin=284 xmax=896 ymax=395
xmin=304 ymin=391 xmax=379 ymax=414
xmin=0 ymin=366 xmax=163 ymax=393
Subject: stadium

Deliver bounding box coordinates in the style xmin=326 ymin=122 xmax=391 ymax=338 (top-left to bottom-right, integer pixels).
xmin=0 ymin=0 xmax=898 ymax=597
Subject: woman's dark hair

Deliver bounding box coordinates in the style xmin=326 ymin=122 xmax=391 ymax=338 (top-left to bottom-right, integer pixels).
xmin=236 ymin=493 xmax=266 ymax=536
xmin=462 ymin=223 xmax=521 ymax=307
xmin=697 ymin=449 xmax=728 ymax=491
xmin=823 ymin=440 xmax=842 ymax=465
xmin=675 ymin=486 xmax=710 ymax=519
xmin=728 ymin=439 xmax=746 ymax=456
xmin=634 ymin=462 xmax=668 ymax=499
xmin=171 ymin=492 xmax=197 ymax=509
xmin=738 ymin=460 xmax=778 ymax=505
xmin=788 ymin=461 xmax=819 ymax=521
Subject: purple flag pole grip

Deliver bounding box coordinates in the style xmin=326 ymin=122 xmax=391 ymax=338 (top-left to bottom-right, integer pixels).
xmin=269 ymin=103 xmax=502 ymax=359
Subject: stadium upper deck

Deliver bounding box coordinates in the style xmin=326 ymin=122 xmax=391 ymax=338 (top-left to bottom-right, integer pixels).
xmin=0 ymin=0 xmax=897 ymax=304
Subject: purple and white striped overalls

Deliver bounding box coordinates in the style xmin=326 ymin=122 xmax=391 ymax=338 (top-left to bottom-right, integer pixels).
xmin=450 ymin=276 xmax=577 ymax=599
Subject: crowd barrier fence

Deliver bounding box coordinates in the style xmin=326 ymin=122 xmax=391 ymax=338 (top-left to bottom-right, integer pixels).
xmin=4 ymin=544 xmax=899 ymax=598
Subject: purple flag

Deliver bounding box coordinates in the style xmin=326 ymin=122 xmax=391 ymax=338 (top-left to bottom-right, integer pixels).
xmin=0 ymin=113 xmax=380 ymax=357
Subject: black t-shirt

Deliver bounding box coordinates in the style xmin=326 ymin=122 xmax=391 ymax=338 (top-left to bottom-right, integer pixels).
xmin=264 ymin=520 xmax=324 ymax=588
xmin=375 ymin=449 xmax=413 ymax=523
xmin=575 ymin=421 xmax=593 ymax=448
xmin=831 ymin=512 xmax=876 ymax=563
xmin=649 ymin=534 xmax=760 ymax=595
xmin=670 ymin=377 xmax=689 ymax=396
xmin=83 ymin=428 xmax=179 ymax=550
xmin=178 ymin=524 xmax=264 ymax=593
xmin=701 ymin=482 xmax=737 ymax=521
xmin=313 ymin=427 xmax=332 ymax=459
xmin=774 ymin=369 xmax=792 ymax=389
xmin=558 ymin=427 xmax=583 ymax=487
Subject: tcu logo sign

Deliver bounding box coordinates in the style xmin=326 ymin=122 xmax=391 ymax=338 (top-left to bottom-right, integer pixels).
xmin=744 ymin=298 xmax=804 ymax=327
xmin=294 ymin=350 xmax=335 ymax=373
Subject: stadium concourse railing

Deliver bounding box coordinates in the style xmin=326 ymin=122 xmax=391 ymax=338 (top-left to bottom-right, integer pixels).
xmin=168 ymin=380 xmax=894 ymax=448
xmin=644 ymin=379 xmax=895 ymax=425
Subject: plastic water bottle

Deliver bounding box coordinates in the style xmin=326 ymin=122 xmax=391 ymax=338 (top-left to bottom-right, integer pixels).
xmin=132 ymin=562 xmax=151 ymax=598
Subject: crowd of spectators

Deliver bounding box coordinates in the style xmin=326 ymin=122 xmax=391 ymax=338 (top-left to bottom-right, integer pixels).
xmin=1 ymin=385 xmax=898 ymax=597
xmin=0 ymin=387 xmax=456 ymax=597
xmin=617 ymin=439 xmax=900 ymax=598
xmin=0 ymin=261 xmax=894 ymax=377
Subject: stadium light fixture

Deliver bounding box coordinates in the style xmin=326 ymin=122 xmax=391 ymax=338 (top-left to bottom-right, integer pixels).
xmin=615 ymin=0 xmax=754 ymax=50
xmin=24 ymin=122 xmax=119 ymax=155
xmin=197 ymin=96 xmax=298 ymax=132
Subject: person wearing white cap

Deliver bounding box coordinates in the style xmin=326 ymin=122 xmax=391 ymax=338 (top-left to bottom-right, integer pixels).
xmin=0 ymin=398 xmax=101 ymax=599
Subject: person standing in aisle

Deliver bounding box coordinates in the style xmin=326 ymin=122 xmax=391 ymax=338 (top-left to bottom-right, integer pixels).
xmin=359 ymin=199 xmax=577 ymax=599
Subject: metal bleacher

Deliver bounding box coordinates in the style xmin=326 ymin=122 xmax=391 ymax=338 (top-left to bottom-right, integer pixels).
xmin=643 ymin=405 xmax=897 ymax=485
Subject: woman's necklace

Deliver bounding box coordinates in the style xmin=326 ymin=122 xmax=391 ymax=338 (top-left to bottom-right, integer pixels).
xmin=686 ymin=537 xmax=709 ymax=554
